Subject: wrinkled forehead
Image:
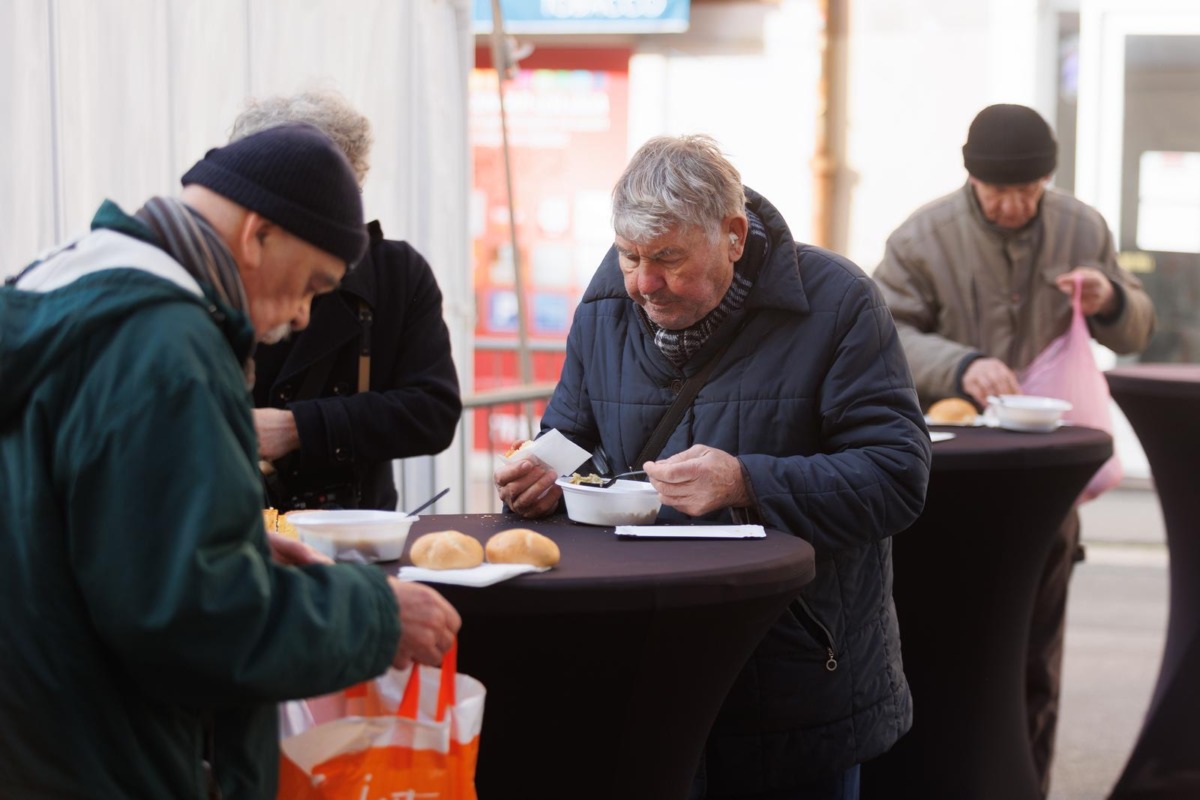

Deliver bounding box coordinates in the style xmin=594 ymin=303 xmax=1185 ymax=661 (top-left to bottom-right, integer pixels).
xmin=615 ymin=220 xmax=715 ymax=249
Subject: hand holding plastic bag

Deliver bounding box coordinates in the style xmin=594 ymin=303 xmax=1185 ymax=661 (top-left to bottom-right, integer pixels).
xmin=277 ymin=641 xmax=485 ymax=799
xmin=1019 ymin=273 xmax=1122 ymax=502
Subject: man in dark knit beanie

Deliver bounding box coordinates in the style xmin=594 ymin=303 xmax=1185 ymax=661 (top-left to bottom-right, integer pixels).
xmin=0 ymin=121 xmax=460 ymax=797
xmin=182 ymin=122 xmax=368 ymax=268
xmin=873 ymin=104 xmax=1155 ymax=797
xmin=156 ymin=122 xmax=380 ymax=348
xmin=962 ymin=103 xmax=1058 ymax=185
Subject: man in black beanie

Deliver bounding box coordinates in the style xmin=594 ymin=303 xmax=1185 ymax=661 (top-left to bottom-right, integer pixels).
xmin=0 ymin=124 xmax=460 ymax=798
xmin=873 ymin=104 xmax=1155 ymax=795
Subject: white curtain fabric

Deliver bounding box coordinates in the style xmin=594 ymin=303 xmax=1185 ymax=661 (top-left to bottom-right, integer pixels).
xmin=0 ymin=0 xmax=472 ymax=508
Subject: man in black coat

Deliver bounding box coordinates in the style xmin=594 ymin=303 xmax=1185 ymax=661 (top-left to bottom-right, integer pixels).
xmin=234 ymin=90 xmax=462 ymax=511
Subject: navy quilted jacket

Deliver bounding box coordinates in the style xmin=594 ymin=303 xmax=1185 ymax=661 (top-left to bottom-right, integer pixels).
xmin=542 ymin=189 xmax=931 ymax=790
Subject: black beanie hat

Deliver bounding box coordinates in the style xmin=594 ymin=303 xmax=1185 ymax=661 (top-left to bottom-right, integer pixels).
xmin=962 ymin=104 xmax=1058 ymax=185
xmin=181 ymin=123 xmax=367 ymax=266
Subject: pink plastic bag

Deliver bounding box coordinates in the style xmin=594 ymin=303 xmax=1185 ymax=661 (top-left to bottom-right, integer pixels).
xmin=1018 ymin=273 xmax=1122 ymax=503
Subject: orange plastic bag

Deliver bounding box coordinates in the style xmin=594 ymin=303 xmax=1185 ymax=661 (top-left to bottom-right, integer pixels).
xmin=1019 ymin=273 xmax=1123 ymax=503
xmin=277 ymin=642 xmax=484 ymax=799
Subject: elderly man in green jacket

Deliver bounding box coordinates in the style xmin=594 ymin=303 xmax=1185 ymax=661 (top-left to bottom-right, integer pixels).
xmin=0 ymin=124 xmax=460 ymax=798
xmin=873 ymin=103 xmax=1155 ymax=796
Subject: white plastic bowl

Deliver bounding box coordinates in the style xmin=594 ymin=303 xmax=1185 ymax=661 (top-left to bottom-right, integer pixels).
xmin=988 ymin=395 xmax=1073 ymax=432
xmin=555 ymin=477 xmax=662 ymax=527
xmin=288 ymin=510 xmax=417 ymax=563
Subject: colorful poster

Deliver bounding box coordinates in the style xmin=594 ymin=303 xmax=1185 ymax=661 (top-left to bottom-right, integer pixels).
xmin=469 ymin=51 xmax=630 ymax=449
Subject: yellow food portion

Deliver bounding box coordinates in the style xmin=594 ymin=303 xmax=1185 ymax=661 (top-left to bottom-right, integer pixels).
xmin=568 ymin=472 xmax=605 ymax=486
xmin=263 ymin=508 xmax=300 ymax=539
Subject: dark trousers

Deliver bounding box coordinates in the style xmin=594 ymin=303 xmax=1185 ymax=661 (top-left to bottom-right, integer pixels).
xmin=1027 ymin=507 xmax=1082 ymax=797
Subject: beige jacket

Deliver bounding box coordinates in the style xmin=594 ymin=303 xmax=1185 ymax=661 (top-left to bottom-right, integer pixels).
xmin=873 ymin=183 xmax=1155 ymax=408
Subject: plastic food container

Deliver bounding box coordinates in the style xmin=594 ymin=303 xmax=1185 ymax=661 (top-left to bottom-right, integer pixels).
xmin=287 ymin=510 xmax=417 ymax=563
xmin=988 ymin=395 xmax=1073 ymax=432
xmin=555 ymin=477 xmax=662 ymax=527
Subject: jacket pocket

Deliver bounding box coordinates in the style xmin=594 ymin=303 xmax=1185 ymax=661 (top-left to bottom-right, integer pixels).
xmin=788 ymin=596 xmax=839 ymax=672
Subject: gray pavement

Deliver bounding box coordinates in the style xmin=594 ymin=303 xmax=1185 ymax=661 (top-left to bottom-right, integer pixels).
xmin=1049 ymin=488 xmax=1169 ymax=800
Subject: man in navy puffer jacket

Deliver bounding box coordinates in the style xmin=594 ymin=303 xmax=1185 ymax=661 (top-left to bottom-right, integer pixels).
xmin=495 ymin=135 xmax=931 ymax=799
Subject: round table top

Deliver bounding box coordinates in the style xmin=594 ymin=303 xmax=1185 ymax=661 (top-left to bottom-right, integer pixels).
xmin=925 ymin=424 xmax=1114 ymax=471
xmin=388 ymin=513 xmax=816 ymax=615
xmin=1107 ymin=364 xmax=1200 ymax=399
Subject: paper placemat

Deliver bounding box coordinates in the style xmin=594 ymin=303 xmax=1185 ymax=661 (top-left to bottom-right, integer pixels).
xmin=614 ymin=525 xmax=766 ymax=540
xmin=929 ymin=431 xmax=957 ymax=443
xmin=397 ymin=563 xmax=550 ymax=587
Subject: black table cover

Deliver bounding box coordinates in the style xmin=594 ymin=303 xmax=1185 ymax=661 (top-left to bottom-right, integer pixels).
xmin=861 ymin=425 xmax=1113 ymax=800
xmin=1107 ymin=365 xmax=1200 ymax=800
xmin=386 ymin=514 xmax=816 ymax=800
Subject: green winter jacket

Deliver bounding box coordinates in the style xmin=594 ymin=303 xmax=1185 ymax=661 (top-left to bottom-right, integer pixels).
xmin=0 ymin=202 xmax=401 ymax=798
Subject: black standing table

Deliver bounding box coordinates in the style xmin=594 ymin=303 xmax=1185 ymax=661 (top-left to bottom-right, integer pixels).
xmin=1106 ymin=364 xmax=1200 ymax=800
xmin=386 ymin=514 xmax=816 ymax=800
xmin=862 ymin=425 xmax=1113 ymax=800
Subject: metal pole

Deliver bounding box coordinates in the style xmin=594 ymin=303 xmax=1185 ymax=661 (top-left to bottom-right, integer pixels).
xmin=488 ymin=0 xmax=537 ymax=436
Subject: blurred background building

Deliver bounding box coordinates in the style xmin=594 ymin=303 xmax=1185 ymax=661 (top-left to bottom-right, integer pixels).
xmin=3 ymin=0 xmax=1198 ymax=498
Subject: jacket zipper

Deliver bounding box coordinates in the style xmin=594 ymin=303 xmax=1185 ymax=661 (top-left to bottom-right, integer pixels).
xmin=795 ymin=595 xmax=839 ymax=672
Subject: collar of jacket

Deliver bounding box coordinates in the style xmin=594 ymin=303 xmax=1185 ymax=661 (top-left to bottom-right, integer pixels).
xmin=91 ymin=200 xmax=256 ymax=365
xmin=582 ymin=187 xmax=811 ymax=317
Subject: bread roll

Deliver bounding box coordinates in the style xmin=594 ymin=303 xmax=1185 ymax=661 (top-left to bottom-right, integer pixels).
xmin=410 ymin=530 xmax=485 ymax=570
xmin=927 ymin=397 xmax=978 ymax=424
xmin=503 ymin=440 xmax=535 ymax=458
xmin=485 ymin=528 xmax=560 ymax=568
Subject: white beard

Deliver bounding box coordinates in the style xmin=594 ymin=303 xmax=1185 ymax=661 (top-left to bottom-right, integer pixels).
xmin=258 ymin=323 xmax=293 ymax=345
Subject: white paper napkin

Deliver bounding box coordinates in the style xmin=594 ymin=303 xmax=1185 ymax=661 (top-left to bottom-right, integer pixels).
xmin=613 ymin=525 xmax=766 ymax=539
xmin=497 ymin=428 xmax=592 ymax=477
xmin=397 ymin=563 xmax=551 ymax=587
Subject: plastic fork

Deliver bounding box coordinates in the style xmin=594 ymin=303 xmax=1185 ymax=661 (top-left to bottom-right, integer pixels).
xmin=598 ymin=470 xmax=648 ymax=488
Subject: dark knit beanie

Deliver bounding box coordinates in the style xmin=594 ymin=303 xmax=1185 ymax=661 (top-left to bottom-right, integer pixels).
xmin=962 ymin=104 xmax=1058 ymax=185
xmin=181 ymin=123 xmax=367 ymax=265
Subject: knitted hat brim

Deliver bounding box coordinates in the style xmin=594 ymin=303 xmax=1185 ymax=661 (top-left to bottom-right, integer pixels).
xmin=963 ymin=147 xmax=1056 ymax=185
xmin=182 ymin=159 xmax=366 ymax=266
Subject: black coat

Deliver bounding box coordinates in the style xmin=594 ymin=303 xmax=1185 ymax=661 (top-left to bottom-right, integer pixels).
xmin=542 ymin=190 xmax=930 ymax=791
xmin=254 ymin=221 xmax=462 ymax=511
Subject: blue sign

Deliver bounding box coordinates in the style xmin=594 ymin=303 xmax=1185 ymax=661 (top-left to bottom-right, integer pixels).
xmin=473 ymin=0 xmax=689 ymax=34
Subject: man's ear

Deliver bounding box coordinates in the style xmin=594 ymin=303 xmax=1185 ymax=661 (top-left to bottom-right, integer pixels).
xmin=724 ymin=214 xmax=750 ymax=260
xmin=234 ymin=212 xmax=272 ymax=273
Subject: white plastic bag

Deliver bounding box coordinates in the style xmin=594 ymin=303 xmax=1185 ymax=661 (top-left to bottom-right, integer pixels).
xmin=278 ymin=643 xmax=485 ymax=799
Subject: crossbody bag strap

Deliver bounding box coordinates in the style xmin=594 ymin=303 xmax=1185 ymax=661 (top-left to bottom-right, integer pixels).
xmin=293 ymin=297 xmax=372 ymax=402
xmin=356 ymin=298 xmax=372 ymax=394
xmin=631 ymin=315 xmax=753 ymax=469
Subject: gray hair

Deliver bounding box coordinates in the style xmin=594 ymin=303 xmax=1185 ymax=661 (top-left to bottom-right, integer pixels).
xmin=612 ymin=134 xmax=746 ymax=243
xmin=229 ymin=88 xmax=373 ymax=185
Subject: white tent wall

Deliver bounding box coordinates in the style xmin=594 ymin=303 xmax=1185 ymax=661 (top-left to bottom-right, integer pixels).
xmin=1 ymin=0 xmax=473 ymax=512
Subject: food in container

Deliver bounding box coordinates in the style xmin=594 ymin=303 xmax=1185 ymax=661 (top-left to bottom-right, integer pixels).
xmin=987 ymin=394 xmax=1072 ymax=432
xmin=287 ymin=510 xmax=417 ymax=563
xmin=555 ymin=477 xmax=662 ymax=527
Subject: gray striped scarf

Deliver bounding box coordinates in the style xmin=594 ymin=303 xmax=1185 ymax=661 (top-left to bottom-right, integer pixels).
xmin=641 ymin=209 xmax=770 ymax=366
xmin=135 ymin=196 xmax=249 ymax=317
xmin=135 ymin=196 xmax=254 ymax=384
